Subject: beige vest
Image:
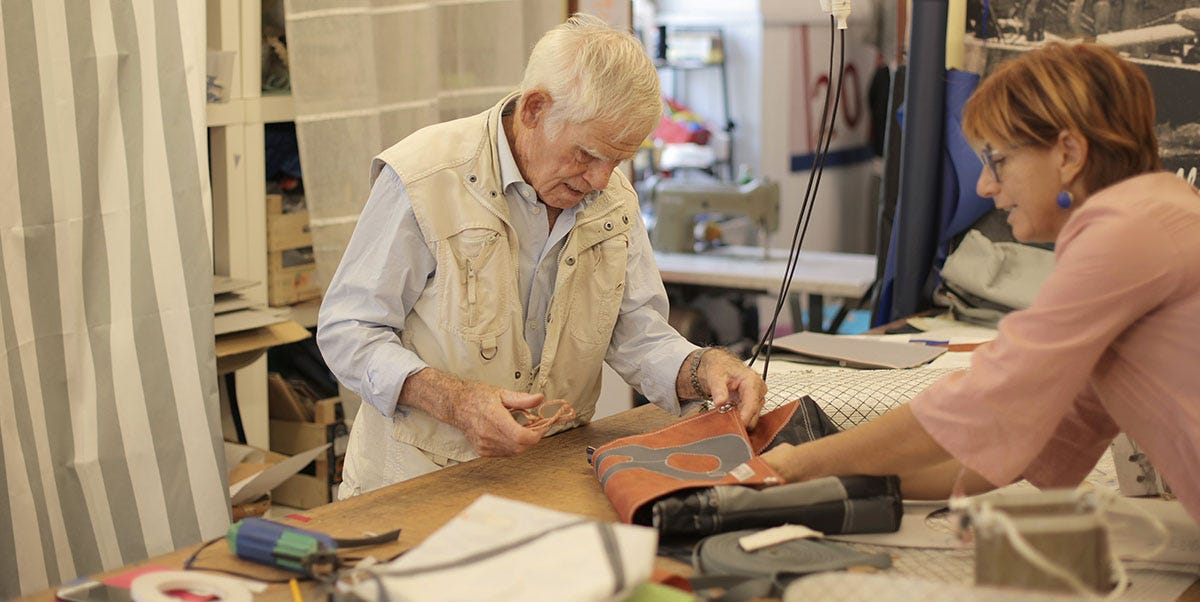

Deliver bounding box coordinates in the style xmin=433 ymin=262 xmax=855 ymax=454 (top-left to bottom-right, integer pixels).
xmin=352 ymin=93 xmax=639 ymax=471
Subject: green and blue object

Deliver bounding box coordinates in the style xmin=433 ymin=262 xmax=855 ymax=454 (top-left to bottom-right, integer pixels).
xmin=227 ymin=517 xmax=340 ymax=576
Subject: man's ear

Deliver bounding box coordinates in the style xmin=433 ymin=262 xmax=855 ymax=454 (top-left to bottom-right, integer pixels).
xmin=1057 ymin=129 xmax=1088 ymax=185
xmin=519 ymin=89 xmax=552 ymax=128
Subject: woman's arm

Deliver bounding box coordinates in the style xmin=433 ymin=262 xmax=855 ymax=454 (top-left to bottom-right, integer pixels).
xmin=761 ymin=404 xmax=996 ymax=498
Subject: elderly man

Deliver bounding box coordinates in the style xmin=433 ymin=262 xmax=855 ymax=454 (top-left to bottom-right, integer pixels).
xmin=318 ymin=14 xmax=766 ymax=498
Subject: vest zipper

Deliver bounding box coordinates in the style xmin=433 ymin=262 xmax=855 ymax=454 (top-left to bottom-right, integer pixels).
xmin=465 ymin=257 xmax=477 ymax=327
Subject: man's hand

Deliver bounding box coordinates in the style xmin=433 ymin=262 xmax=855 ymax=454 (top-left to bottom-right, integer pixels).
xmin=398 ymin=368 xmax=571 ymax=457
xmin=452 ymin=386 xmax=550 ymax=456
xmin=677 ymin=348 xmax=766 ymax=429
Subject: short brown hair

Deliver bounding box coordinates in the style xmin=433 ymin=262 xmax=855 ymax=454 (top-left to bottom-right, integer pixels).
xmin=962 ymin=42 xmax=1159 ymax=194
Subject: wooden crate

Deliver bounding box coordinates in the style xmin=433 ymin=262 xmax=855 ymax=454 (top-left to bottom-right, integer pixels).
xmin=269 ymin=397 xmax=348 ymax=508
xmin=266 ymin=194 xmax=321 ymax=306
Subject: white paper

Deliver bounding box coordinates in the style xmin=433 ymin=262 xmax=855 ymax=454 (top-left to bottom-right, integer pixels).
xmin=229 ymin=443 xmax=329 ymax=505
xmin=223 ymin=442 xmax=263 ymax=469
xmin=214 ymin=292 xmax=257 ymax=315
xmin=740 ymin=524 xmax=824 ymax=551
xmin=770 ymin=331 xmax=946 ymax=369
xmin=350 ymin=494 xmax=657 ymax=602
xmin=213 ymin=275 xmax=258 ymax=295
xmin=1108 ymin=497 xmax=1200 ymax=567
xmin=214 ymin=308 xmax=287 ymax=336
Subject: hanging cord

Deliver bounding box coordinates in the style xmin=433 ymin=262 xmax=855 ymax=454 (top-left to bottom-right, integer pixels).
xmin=749 ymin=17 xmax=846 ymax=381
xmin=750 ymin=14 xmax=837 ymax=374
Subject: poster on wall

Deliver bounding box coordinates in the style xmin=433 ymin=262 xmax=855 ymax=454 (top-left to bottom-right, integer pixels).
xmin=964 ymin=0 xmax=1200 ymax=176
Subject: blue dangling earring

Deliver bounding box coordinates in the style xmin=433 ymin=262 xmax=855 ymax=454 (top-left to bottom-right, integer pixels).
xmin=1056 ymin=190 xmax=1073 ymax=209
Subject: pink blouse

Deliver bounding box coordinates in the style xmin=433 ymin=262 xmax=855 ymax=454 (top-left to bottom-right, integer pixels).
xmin=910 ymin=172 xmax=1200 ymax=521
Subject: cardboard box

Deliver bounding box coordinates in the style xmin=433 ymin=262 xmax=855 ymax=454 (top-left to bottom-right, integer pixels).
xmin=226 ymin=441 xmax=330 ymax=514
xmin=272 ymin=474 xmax=337 ymax=510
xmin=266 ymin=194 xmax=321 ymax=307
xmin=269 ymin=397 xmax=348 ymax=508
xmin=267 ymin=195 xmax=313 ymax=252
xmin=215 ymin=320 xmax=311 ymax=375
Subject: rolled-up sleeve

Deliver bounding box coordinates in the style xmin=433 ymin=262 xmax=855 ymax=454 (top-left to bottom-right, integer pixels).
xmin=605 ymin=211 xmax=697 ymax=415
xmin=316 ymin=166 xmax=434 ymax=418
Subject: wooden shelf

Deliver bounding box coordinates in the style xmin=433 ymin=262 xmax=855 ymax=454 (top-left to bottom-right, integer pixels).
xmin=206 ymin=93 xmax=294 ymax=128
xmin=207 ymin=0 xmax=288 ymax=449
xmin=257 ymin=93 xmax=295 ymax=124
xmin=206 ymin=99 xmax=243 ymax=126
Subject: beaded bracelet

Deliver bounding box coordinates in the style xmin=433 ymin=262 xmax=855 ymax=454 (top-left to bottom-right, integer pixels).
xmin=689 ymin=347 xmax=713 ymax=400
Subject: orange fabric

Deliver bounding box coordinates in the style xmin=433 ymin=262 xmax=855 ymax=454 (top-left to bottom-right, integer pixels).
xmin=592 ymin=401 xmax=798 ymax=524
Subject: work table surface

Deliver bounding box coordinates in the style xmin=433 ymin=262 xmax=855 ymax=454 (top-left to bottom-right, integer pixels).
xmin=22 ymin=401 xmax=1200 ymax=601
xmin=21 ymin=404 xmax=684 ymax=602
xmin=654 ymin=245 xmax=876 ymax=298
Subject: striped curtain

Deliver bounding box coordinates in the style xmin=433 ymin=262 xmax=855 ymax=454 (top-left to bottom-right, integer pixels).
xmin=0 ymin=1 xmax=228 ymax=597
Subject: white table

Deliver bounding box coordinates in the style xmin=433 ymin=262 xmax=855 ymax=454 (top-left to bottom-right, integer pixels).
xmin=654 ymin=245 xmax=877 ymax=333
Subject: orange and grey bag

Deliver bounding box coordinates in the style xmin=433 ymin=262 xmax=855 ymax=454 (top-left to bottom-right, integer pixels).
xmin=588 ymin=397 xmax=903 ymax=538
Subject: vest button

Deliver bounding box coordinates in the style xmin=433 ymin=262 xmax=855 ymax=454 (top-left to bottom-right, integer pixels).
xmin=468 ymin=174 xmax=478 ymax=183
xmin=489 ymin=190 xmax=497 ymax=197
xmin=565 ymin=256 xmax=575 ymax=266
xmin=622 ymin=215 xmax=629 ymax=224
xmin=514 ymin=371 xmax=522 ymax=380
xmin=604 ymin=222 xmax=613 ymax=231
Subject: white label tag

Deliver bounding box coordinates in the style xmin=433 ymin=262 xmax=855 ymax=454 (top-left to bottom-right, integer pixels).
xmin=728 ymin=462 xmax=756 ymax=482
xmin=738 ymin=524 xmax=825 ymax=552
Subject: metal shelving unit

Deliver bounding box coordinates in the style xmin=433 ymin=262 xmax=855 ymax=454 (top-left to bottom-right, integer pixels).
xmin=653 ymin=26 xmax=735 ymax=180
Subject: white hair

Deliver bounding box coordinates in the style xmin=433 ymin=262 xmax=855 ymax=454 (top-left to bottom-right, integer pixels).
xmin=520 ymin=13 xmax=662 ymax=142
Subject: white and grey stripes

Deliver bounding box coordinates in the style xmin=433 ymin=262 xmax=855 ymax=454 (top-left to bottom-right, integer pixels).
xmin=0 ymin=1 xmax=227 ymax=597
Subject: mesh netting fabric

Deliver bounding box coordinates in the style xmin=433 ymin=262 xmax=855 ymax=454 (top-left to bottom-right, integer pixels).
xmin=764 ymin=368 xmax=962 ymax=430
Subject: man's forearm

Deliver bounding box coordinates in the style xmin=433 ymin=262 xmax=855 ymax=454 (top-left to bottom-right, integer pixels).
xmin=397 ymin=367 xmax=473 ymax=427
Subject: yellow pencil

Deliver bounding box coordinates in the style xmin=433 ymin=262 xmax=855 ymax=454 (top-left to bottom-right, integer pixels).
xmin=289 ymin=577 xmax=304 ymax=602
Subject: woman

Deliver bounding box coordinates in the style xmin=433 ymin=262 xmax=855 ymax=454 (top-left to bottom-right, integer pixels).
xmin=762 ymin=42 xmax=1200 ymax=522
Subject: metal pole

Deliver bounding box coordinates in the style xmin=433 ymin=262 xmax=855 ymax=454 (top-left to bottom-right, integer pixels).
xmin=891 ymin=0 xmax=947 ymax=320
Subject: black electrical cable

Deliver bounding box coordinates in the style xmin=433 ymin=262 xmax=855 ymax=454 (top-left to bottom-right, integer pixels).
xmin=764 ymin=28 xmax=846 ymax=378
xmin=752 ymin=15 xmax=838 ymax=365
xmin=751 ymin=16 xmax=847 ymax=382
xmin=750 ymin=14 xmax=838 ymax=369
xmin=183 ymin=535 xmax=296 ymax=583
xmin=182 ymin=527 xmax=402 ymax=583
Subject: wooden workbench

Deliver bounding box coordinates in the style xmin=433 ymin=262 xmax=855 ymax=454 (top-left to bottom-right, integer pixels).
xmin=22 ymin=401 xmax=1200 ymax=601
xmin=20 ymin=404 xmax=683 ymax=602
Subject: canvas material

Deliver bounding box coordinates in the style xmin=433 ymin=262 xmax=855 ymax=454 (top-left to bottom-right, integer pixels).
xmin=592 ymin=400 xmax=803 ymax=524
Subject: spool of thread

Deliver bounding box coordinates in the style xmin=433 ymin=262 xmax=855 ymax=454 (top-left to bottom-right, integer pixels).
xmin=130 ymin=571 xmax=253 ymax=602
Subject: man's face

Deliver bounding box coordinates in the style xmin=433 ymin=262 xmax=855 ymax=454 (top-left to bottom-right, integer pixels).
xmin=512 ymin=92 xmax=644 ymax=210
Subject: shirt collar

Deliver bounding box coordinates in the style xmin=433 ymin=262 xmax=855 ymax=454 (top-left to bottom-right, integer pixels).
xmin=497 ymin=101 xmax=531 ymax=201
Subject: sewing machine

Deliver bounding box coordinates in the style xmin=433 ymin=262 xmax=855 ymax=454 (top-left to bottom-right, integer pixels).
xmin=649 ymin=178 xmax=780 ymax=254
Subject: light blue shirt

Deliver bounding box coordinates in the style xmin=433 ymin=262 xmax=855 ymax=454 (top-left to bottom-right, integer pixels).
xmin=317 ymin=118 xmax=696 ymax=419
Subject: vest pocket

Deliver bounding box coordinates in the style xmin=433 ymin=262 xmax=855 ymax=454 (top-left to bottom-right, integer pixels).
xmin=437 ymin=227 xmax=511 ymax=339
xmin=568 ymin=236 xmax=628 ymax=345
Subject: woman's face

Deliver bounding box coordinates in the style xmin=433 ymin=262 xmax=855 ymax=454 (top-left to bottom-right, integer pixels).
xmin=975 ymin=141 xmax=1074 ymax=243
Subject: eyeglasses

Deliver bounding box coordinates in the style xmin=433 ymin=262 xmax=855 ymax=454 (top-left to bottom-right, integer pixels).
xmin=978 ymin=142 xmax=1033 ymax=183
